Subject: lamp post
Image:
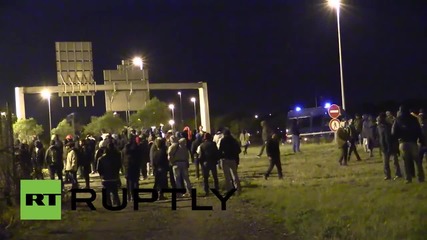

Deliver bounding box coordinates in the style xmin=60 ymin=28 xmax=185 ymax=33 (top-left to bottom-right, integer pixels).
xmin=178 ymin=91 xmax=183 ymax=128
xmin=133 ymin=56 xmax=149 ymax=107
xmin=168 ymin=104 xmax=175 ymax=130
xmin=169 ymin=119 xmax=175 ymax=130
xmin=190 ymin=97 xmax=197 ymax=130
xmin=328 ymin=0 xmax=346 ymax=110
xmin=41 ymin=89 xmax=52 ymax=135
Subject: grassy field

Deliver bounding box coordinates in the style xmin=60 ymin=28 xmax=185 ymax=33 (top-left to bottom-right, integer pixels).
xmin=3 ymin=142 xmax=427 ymax=239
xmin=239 ymin=143 xmax=427 ymax=240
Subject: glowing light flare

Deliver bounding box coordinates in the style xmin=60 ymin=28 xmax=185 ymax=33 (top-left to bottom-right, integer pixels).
xmin=327 ymin=0 xmax=340 ymax=9
xmin=295 ymin=106 xmax=302 ymax=112
xmin=190 ymin=97 xmax=196 ymax=103
xmin=324 ymin=102 xmax=332 ymax=109
xmin=168 ymin=104 xmax=175 ymax=110
xmin=132 ymin=57 xmax=143 ymax=70
xmin=41 ymin=89 xmax=51 ymax=99
xmin=169 ymin=119 xmax=175 ymax=126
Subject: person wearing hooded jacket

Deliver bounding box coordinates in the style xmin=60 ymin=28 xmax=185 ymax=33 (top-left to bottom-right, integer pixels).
xmin=168 ymin=138 xmax=192 ymax=197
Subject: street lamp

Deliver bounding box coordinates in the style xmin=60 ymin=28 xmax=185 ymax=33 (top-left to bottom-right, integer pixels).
xmin=41 ymin=89 xmax=52 ymax=135
xmin=168 ymin=104 xmax=175 ymax=129
xmin=169 ymin=119 xmax=175 ymax=129
xmin=177 ymin=91 xmax=183 ymax=127
xmin=328 ymin=0 xmax=346 ymax=110
xmin=132 ymin=57 xmax=143 ymax=70
xmin=190 ymin=97 xmax=197 ymax=130
xmin=255 ymin=114 xmax=258 ymax=119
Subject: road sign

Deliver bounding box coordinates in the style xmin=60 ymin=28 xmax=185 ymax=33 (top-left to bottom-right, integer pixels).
xmin=329 ymin=119 xmax=341 ymax=132
xmin=328 ymin=104 xmax=341 ymax=119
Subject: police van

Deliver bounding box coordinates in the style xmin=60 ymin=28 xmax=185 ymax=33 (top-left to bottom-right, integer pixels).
xmin=286 ymin=105 xmax=337 ymax=143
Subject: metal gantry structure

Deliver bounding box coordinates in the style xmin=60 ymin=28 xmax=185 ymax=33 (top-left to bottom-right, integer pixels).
xmin=14 ymin=42 xmax=212 ymax=133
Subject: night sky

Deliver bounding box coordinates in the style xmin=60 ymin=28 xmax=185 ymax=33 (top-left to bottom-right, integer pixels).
xmin=1 ymin=0 xmax=427 ymax=127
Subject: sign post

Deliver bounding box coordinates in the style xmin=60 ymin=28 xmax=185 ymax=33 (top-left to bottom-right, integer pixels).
xmin=328 ymin=104 xmax=341 ymax=132
xmin=328 ymin=104 xmax=341 ymax=119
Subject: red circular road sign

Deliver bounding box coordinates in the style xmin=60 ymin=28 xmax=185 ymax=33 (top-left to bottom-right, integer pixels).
xmin=329 ymin=119 xmax=341 ymax=132
xmin=328 ymin=104 xmax=341 ymax=119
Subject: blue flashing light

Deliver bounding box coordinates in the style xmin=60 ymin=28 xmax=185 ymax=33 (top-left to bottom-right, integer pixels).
xmin=295 ymin=106 xmax=302 ymax=112
xmin=324 ymin=102 xmax=331 ymax=109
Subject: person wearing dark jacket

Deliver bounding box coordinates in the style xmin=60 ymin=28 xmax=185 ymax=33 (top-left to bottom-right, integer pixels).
xmin=392 ymin=105 xmax=425 ymax=183
xmin=152 ymin=137 xmax=169 ymax=200
xmin=98 ymin=142 xmax=122 ymax=206
xmin=45 ymin=140 xmax=64 ymax=189
xmin=191 ymin=133 xmax=203 ymax=179
xmin=219 ymin=129 xmax=241 ymax=193
xmin=33 ymin=140 xmax=45 ymax=179
xmin=419 ymin=111 xmax=427 ymax=165
xmin=347 ymin=118 xmax=362 ymax=161
xmin=353 ymin=114 xmax=363 ymax=145
xmin=16 ymin=143 xmax=32 ymax=179
xmin=264 ymin=133 xmax=283 ymax=179
xmin=138 ymin=134 xmax=150 ymax=180
xmin=77 ymin=139 xmax=92 ymax=189
xmin=336 ymin=120 xmax=350 ymax=166
xmin=377 ymin=113 xmax=402 ymax=180
xmin=123 ymin=135 xmax=142 ymax=201
xmin=198 ymin=133 xmax=220 ymax=196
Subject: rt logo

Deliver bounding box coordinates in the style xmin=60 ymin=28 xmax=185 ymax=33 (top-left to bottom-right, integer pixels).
xmin=20 ymin=180 xmax=62 ymax=220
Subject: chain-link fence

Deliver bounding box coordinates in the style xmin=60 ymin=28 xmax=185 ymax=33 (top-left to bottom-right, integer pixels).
xmin=0 ymin=103 xmax=18 ymax=206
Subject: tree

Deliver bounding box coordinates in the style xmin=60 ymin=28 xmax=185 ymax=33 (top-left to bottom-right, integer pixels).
xmin=12 ymin=118 xmax=43 ymax=143
xmin=51 ymin=119 xmax=74 ymax=140
xmin=83 ymin=112 xmax=126 ymax=136
xmin=129 ymin=97 xmax=170 ymax=129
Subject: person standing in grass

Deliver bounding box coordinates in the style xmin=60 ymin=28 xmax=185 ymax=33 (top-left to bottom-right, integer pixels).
xmin=198 ymin=133 xmax=220 ymax=197
xmin=219 ymin=129 xmax=242 ymax=193
xmin=168 ymin=138 xmax=192 ymax=197
xmin=264 ymin=133 xmax=283 ymax=180
xmin=377 ymin=113 xmax=402 ymax=180
xmin=239 ymin=130 xmax=251 ymax=155
xmin=336 ymin=118 xmax=350 ymax=166
xmin=257 ymin=121 xmax=271 ymax=158
xmin=347 ymin=118 xmax=362 ymax=161
xmin=392 ymin=105 xmax=425 ymax=183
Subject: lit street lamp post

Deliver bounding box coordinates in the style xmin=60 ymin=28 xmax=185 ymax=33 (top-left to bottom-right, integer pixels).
xmin=178 ymin=91 xmax=183 ymax=128
xmin=328 ymin=0 xmax=346 ymax=110
xmin=169 ymin=119 xmax=175 ymax=130
xmin=190 ymin=97 xmax=197 ymax=130
xmin=41 ymin=89 xmax=52 ymax=135
xmin=169 ymin=104 xmax=175 ymax=130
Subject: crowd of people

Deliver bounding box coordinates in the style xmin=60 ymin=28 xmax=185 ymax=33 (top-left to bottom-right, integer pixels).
xmin=14 ymin=105 xmax=425 ymax=207
xmin=13 ymin=125 xmax=260 ymax=206
xmin=336 ymin=105 xmax=427 ymax=183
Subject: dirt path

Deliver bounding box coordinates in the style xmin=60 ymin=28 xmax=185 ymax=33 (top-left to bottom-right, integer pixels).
xmin=13 ymin=175 xmax=289 ymax=240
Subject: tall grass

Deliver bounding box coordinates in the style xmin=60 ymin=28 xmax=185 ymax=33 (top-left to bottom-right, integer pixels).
xmin=239 ymin=143 xmax=427 ymax=239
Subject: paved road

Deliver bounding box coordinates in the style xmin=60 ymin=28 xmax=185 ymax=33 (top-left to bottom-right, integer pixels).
xmin=14 ymin=172 xmax=288 ymax=240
